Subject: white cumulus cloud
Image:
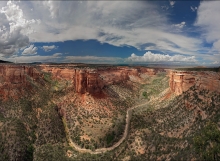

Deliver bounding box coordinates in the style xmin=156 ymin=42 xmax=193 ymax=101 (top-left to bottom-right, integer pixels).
xmin=195 ymin=1 xmax=220 ymax=62
xmin=22 ymin=45 xmax=37 ymax=55
xmin=0 ymin=1 xmax=38 ymax=56
xmin=127 ymin=51 xmax=196 ymax=63
xmin=195 ymin=1 xmax=220 ymax=47
xmin=212 ymin=61 xmax=219 ymax=65
xmin=173 ymin=22 xmax=186 ymax=28
xmin=42 ymin=45 xmax=57 ymax=52
xmin=213 ymin=40 xmax=220 ymax=51
xmin=53 ymin=53 xmax=62 ymax=57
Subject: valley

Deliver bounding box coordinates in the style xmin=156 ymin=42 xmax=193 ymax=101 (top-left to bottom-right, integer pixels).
xmin=0 ymin=64 xmax=219 ymax=161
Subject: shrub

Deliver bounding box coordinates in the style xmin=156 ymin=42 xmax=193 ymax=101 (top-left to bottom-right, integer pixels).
xmin=193 ymin=122 xmax=220 ymax=161
xmin=142 ymin=91 xmax=148 ymax=99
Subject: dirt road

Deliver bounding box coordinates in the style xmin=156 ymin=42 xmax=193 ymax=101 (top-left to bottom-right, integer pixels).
xmin=64 ymin=102 xmax=148 ymax=154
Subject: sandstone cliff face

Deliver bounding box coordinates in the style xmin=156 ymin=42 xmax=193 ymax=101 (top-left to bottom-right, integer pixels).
xmin=169 ymin=70 xmax=220 ymax=95
xmin=4 ymin=64 xmax=219 ymax=100
xmin=40 ymin=65 xmax=162 ymax=96
xmin=0 ymin=64 xmax=164 ymax=99
xmin=41 ymin=67 xmax=75 ymax=80
xmin=75 ymin=69 xmax=104 ymax=95
xmin=0 ymin=65 xmax=42 ymax=100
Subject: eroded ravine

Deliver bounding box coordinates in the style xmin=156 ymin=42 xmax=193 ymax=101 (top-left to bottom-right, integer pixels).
xmin=63 ymin=101 xmax=151 ymax=154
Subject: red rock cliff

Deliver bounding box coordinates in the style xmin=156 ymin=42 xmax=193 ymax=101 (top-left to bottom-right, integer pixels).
xmin=0 ymin=65 xmax=42 ymax=100
xmin=0 ymin=64 xmax=165 ymax=99
xmin=169 ymin=70 xmax=220 ymax=95
xmin=75 ymin=69 xmax=104 ymax=95
xmin=40 ymin=65 xmax=162 ymax=96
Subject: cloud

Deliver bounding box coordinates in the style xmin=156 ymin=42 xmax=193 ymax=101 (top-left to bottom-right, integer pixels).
xmin=169 ymin=1 xmax=175 ymax=7
xmin=53 ymin=53 xmax=62 ymax=57
xmin=43 ymin=1 xmax=60 ymax=18
xmin=64 ymin=56 xmax=123 ymax=64
xmin=6 ymin=54 xmax=60 ymax=63
xmin=213 ymin=40 xmax=220 ymax=51
xmin=127 ymin=51 xmax=196 ymax=63
xmin=173 ymin=22 xmax=186 ymax=28
xmin=0 ymin=1 xmax=37 ymax=56
xmin=42 ymin=45 xmax=57 ymax=52
xmin=22 ymin=44 xmax=37 ymax=55
xmin=195 ymin=1 xmax=220 ymax=48
xmin=190 ymin=6 xmax=197 ymax=12
xmin=212 ymin=61 xmax=219 ymax=65
xmin=0 ymin=1 xmax=210 ymax=63
xmin=161 ymin=5 xmax=169 ymax=10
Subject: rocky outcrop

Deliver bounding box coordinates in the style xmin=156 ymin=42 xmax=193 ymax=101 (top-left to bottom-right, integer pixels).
xmin=5 ymin=64 xmax=220 ymax=100
xmin=0 ymin=64 xmax=164 ymax=99
xmin=41 ymin=67 xmax=75 ymax=80
xmin=75 ymin=69 xmax=104 ymax=95
xmin=40 ymin=65 xmax=162 ymax=96
xmin=0 ymin=65 xmax=42 ymax=100
xmin=169 ymin=70 xmax=220 ymax=95
xmin=98 ymin=67 xmax=138 ymax=85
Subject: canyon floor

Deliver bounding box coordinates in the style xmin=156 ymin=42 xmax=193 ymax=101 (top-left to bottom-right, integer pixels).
xmin=0 ymin=64 xmax=220 ymax=161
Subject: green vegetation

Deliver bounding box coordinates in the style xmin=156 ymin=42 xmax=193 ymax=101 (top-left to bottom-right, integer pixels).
xmin=1 ymin=66 xmax=220 ymax=160
xmin=193 ymin=122 xmax=220 ymax=161
xmin=34 ymin=144 xmax=71 ymax=161
xmin=43 ymin=72 xmax=52 ymax=82
xmin=20 ymin=98 xmax=33 ymax=113
xmin=24 ymin=145 xmax=34 ymax=161
xmin=106 ymin=131 xmax=115 ymax=145
xmin=142 ymin=91 xmax=148 ymax=99
xmin=125 ymin=84 xmax=220 ymax=160
xmin=0 ymin=70 xmax=69 ymax=161
xmin=140 ymin=72 xmax=169 ymax=101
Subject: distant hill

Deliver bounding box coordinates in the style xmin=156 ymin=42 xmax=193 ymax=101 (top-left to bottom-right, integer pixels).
xmin=0 ymin=60 xmax=12 ymax=63
xmin=175 ymin=66 xmax=220 ymax=72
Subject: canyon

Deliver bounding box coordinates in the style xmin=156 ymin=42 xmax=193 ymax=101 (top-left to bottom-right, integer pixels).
xmin=40 ymin=65 xmax=163 ymax=94
xmin=0 ymin=64 xmax=220 ymax=100
xmin=1 ymin=64 xmax=219 ymax=100
xmin=0 ymin=64 xmax=220 ymax=161
xmin=0 ymin=64 xmax=164 ymax=100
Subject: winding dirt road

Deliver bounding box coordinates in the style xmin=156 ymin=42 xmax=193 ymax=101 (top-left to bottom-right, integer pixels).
xmin=64 ymin=102 xmax=148 ymax=154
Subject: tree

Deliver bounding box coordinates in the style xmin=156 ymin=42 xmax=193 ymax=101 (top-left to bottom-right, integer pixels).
xmin=193 ymin=122 xmax=220 ymax=161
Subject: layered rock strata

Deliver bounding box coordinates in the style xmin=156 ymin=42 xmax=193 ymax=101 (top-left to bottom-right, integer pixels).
xmin=40 ymin=65 xmax=163 ymax=96
xmin=169 ymin=70 xmax=220 ymax=95
xmin=0 ymin=65 xmax=42 ymax=100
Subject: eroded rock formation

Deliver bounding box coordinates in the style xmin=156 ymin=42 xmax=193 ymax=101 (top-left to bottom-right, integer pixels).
xmin=0 ymin=65 xmax=42 ymax=100
xmin=75 ymin=69 xmax=104 ymax=95
xmin=40 ymin=65 xmax=163 ymax=96
xmin=169 ymin=70 xmax=220 ymax=95
xmin=1 ymin=64 xmax=219 ymax=100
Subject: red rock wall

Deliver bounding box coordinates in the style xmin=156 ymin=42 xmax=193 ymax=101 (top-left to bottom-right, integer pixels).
xmin=40 ymin=66 xmax=75 ymax=80
xmin=40 ymin=66 xmax=161 ymax=96
xmin=0 ymin=65 xmax=42 ymax=100
xmin=169 ymin=70 xmax=220 ymax=95
xmin=0 ymin=64 xmax=165 ymax=99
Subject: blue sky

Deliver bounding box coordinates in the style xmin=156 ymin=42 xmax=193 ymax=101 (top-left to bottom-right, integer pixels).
xmin=0 ymin=1 xmax=220 ymax=65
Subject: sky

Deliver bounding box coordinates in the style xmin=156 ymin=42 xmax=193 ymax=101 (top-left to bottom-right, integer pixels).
xmin=0 ymin=0 xmax=220 ymax=66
